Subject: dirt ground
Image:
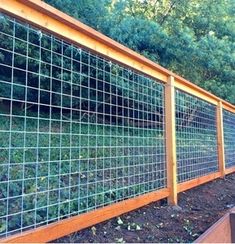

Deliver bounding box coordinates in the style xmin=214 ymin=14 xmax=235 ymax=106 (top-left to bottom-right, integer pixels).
xmin=54 ymin=173 xmax=235 ymax=243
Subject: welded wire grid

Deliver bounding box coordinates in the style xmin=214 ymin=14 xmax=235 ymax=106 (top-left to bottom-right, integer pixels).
xmin=0 ymin=14 xmax=166 ymax=237
xmin=223 ymin=109 xmax=235 ymax=168
xmin=175 ymin=89 xmax=218 ymax=183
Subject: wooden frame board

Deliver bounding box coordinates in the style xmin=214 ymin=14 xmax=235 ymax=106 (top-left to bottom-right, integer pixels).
xmin=1 ymin=188 xmax=169 ymax=243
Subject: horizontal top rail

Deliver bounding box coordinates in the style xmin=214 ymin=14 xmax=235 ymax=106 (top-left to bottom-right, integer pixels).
xmin=0 ymin=0 xmax=234 ymax=112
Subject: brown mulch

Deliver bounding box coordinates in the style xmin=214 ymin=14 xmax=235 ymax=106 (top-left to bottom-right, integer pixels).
xmin=53 ymin=173 xmax=235 ymax=243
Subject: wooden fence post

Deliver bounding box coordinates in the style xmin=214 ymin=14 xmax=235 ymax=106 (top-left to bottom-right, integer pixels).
xmin=165 ymin=75 xmax=177 ymax=205
xmin=217 ymin=101 xmax=225 ymax=177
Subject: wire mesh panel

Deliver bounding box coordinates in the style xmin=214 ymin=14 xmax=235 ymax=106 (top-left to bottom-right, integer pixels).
xmin=223 ymin=109 xmax=235 ymax=168
xmin=0 ymin=14 xmax=166 ymax=237
xmin=175 ymin=89 xmax=218 ymax=183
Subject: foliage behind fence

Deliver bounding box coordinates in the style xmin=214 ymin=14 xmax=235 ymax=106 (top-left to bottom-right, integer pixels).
xmin=223 ymin=110 xmax=235 ymax=168
xmin=0 ymin=14 xmax=167 ymax=237
xmin=0 ymin=5 xmax=234 ymax=241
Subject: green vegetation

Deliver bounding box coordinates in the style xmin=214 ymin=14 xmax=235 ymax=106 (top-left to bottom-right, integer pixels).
xmin=223 ymin=110 xmax=235 ymax=168
xmin=0 ymin=14 xmax=167 ymax=235
xmin=0 ymin=0 xmax=234 ymax=237
xmin=0 ymin=112 xmax=166 ymax=234
xmin=45 ymin=0 xmax=235 ymax=105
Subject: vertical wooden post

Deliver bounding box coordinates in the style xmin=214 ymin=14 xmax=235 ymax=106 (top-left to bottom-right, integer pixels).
xmin=217 ymin=101 xmax=225 ymax=177
xmin=165 ymin=75 xmax=177 ymax=205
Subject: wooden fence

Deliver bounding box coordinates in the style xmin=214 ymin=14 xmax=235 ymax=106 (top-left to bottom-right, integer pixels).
xmin=0 ymin=0 xmax=234 ymax=242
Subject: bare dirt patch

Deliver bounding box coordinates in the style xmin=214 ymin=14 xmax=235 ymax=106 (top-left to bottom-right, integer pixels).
xmin=54 ymin=173 xmax=235 ymax=243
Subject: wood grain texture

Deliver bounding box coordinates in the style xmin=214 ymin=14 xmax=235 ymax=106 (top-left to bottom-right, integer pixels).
xmin=165 ymin=76 xmax=178 ymax=205
xmin=217 ymin=101 xmax=225 ymax=178
xmin=178 ymin=172 xmax=221 ymax=193
xmin=225 ymin=166 xmax=235 ymax=175
xmin=195 ymin=208 xmax=235 ymax=243
xmin=195 ymin=212 xmax=232 ymax=243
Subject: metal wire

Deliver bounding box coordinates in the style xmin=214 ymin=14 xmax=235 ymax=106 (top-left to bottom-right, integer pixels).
xmin=175 ymin=89 xmax=219 ymax=183
xmin=223 ymin=109 xmax=235 ymax=168
xmin=0 ymin=14 xmax=166 ymax=237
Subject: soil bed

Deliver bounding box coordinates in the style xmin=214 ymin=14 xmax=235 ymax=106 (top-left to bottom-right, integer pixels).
xmin=54 ymin=173 xmax=235 ymax=243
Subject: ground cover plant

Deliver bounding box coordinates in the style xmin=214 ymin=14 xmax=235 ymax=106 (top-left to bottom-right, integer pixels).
xmin=0 ymin=1 xmax=235 ymax=240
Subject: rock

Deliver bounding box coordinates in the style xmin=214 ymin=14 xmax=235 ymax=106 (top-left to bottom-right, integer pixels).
xmin=226 ymin=204 xmax=234 ymax=208
xmin=171 ymin=205 xmax=183 ymax=212
xmin=117 ymin=217 xmax=124 ymax=225
xmin=115 ymin=226 xmax=121 ymax=231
